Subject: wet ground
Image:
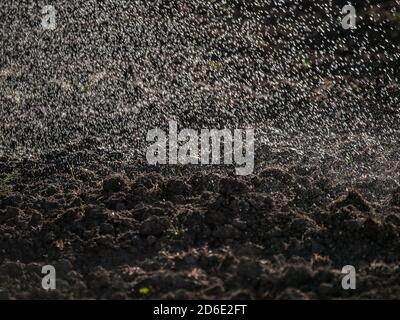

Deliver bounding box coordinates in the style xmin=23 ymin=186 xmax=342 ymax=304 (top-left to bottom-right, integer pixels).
xmin=0 ymin=1 xmax=399 ymax=299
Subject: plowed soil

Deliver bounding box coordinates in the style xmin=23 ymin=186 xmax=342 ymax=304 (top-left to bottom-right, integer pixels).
xmin=1 ymin=1 xmax=399 ymax=299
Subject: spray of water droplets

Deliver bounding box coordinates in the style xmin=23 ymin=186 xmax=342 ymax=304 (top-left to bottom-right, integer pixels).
xmin=0 ymin=1 xmax=399 ymax=187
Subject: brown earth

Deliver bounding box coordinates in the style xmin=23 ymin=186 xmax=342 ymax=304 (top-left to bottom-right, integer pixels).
xmin=1 ymin=1 xmax=400 ymax=299
xmin=1 ymin=142 xmax=400 ymax=299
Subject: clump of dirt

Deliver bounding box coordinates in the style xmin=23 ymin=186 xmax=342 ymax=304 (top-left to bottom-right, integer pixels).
xmin=328 ymin=189 xmax=372 ymax=213
xmin=102 ymin=174 xmax=129 ymax=194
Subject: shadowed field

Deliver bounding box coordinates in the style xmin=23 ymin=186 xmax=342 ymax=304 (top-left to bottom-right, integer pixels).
xmin=0 ymin=1 xmax=399 ymax=299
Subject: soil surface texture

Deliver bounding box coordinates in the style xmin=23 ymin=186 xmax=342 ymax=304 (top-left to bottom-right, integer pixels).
xmin=0 ymin=1 xmax=399 ymax=299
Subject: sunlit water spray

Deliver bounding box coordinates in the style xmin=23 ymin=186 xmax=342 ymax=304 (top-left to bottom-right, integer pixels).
xmin=0 ymin=1 xmax=398 ymax=190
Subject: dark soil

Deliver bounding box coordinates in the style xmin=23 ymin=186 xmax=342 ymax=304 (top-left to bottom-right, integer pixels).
xmin=0 ymin=1 xmax=399 ymax=299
